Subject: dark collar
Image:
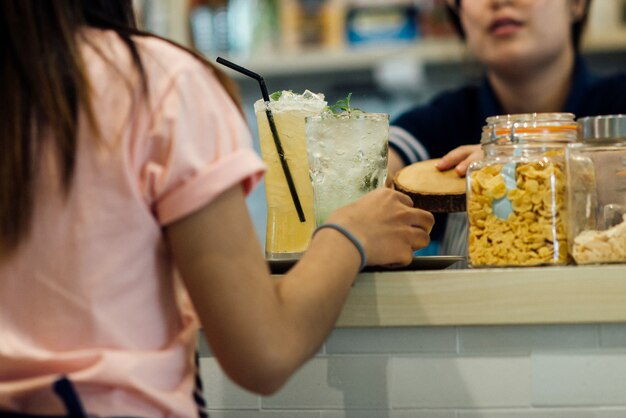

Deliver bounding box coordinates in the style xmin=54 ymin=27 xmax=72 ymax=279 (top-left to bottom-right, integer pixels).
xmin=478 ymin=78 xmax=502 ymax=124
xmin=562 ymin=54 xmax=598 ymax=113
xmin=477 ymin=54 xmax=596 ymax=120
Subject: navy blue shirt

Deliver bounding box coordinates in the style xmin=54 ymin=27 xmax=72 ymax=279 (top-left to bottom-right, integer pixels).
xmin=389 ymin=55 xmax=626 ymax=241
xmin=391 ymin=56 xmax=626 ymax=165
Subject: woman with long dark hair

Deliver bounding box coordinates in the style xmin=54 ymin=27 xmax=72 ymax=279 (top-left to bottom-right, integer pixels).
xmin=0 ymin=1 xmax=434 ymax=416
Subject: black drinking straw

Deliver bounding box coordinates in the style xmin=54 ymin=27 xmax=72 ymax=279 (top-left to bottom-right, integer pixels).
xmin=216 ymin=57 xmax=306 ymax=223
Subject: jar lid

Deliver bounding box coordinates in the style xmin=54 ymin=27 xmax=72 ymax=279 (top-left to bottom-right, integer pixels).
xmin=481 ymin=113 xmax=578 ymax=145
xmin=578 ymin=114 xmax=626 ymax=141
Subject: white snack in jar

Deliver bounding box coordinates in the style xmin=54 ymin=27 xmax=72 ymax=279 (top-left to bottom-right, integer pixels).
xmin=572 ymin=214 xmax=626 ymax=264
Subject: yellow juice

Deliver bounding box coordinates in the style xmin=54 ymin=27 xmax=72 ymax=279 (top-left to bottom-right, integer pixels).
xmin=254 ymin=91 xmax=326 ymax=259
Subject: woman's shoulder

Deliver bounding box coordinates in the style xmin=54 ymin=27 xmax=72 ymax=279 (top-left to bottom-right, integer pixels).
xmin=431 ymin=83 xmax=483 ymax=106
xmin=393 ymin=83 xmax=482 ymax=126
xmin=134 ymin=35 xmax=205 ymax=73
xmin=83 ymin=28 xmax=213 ymax=83
xmin=401 ymin=83 xmax=482 ymax=118
xmin=580 ymin=71 xmax=626 ymax=116
xmin=589 ymin=71 xmax=626 ymax=93
xmin=391 ymin=83 xmax=484 ymax=156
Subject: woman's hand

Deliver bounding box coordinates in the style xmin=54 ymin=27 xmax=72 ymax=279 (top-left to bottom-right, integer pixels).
xmin=324 ymin=188 xmax=434 ymax=267
xmin=436 ymin=145 xmax=483 ymax=177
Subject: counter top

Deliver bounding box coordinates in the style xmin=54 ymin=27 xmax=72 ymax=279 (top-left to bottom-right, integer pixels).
xmin=336 ymin=264 xmax=626 ymax=327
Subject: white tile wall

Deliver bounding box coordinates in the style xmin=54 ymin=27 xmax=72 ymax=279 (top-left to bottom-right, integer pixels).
xmin=458 ymin=409 xmax=617 ymax=417
xmin=199 ymin=327 xmax=626 ymax=417
xmin=459 ymin=325 xmax=599 ymax=354
xmin=321 ymin=410 xmax=456 ymax=418
xmin=207 ymin=412 xmax=320 ymax=418
xmin=326 ymin=327 xmax=457 ymax=354
xmin=390 ymin=356 xmax=531 ymax=408
xmin=263 ymin=356 xmax=392 ymax=409
xmin=200 ymin=358 xmax=259 ymax=410
xmin=532 ymin=351 xmax=626 ymax=406
xmin=599 ymin=324 xmax=626 ymax=347
xmin=594 ymin=411 xmax=626 ymax=418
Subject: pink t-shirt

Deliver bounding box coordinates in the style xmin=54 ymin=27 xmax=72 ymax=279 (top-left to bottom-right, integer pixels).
xmin=0 ymin=29 xmax=265 ymax=416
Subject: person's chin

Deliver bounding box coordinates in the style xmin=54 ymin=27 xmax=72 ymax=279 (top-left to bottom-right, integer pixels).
xmin=481 ymin=42 xmax=535 ymax=68
xmin=484 ymin=52 xmax=537 ymax=75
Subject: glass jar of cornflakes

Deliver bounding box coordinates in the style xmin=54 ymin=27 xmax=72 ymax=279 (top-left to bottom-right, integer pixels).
xmin=567 ymin=115 xmax=626 ymax=265
xmin=467 ymin=113 xmax=577 ymax=267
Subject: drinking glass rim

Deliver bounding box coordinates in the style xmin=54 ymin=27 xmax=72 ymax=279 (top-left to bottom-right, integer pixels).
xmin=305 ymin=113 xmax=390 ymax=123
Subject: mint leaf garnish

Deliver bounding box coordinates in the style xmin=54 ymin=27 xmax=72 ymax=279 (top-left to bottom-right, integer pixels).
xmin=333 ymin=92 xmax=352 ymax=113
xmin=269 ymin=91 xmax=282 ymax=101
xmin=328 ymin=92 xmax=362 ymax=115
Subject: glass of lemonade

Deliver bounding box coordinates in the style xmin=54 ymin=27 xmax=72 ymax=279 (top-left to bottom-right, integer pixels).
xmin=254 ymin=90 xmax=327 ymax=260
xmin=305 ymin=109 xmax=389 ymax=225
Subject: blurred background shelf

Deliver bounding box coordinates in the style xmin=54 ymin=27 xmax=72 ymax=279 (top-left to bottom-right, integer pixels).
xmin=215 ymin=31 xmax=626 ymax=78
xmin=136 ymin=0 xmax=626 ymax=76
xmin=132 ymin=0 xmax=626 ymax=95
xmin=217 ymin=38 xmax=469 ymax=77
xmin=133 ymin=0 xmax=626 ymax=106
xmin=134 ymin=0 xmax=626 ymax=244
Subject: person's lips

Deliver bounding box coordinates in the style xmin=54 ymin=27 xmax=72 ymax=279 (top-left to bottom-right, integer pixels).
xmin=490 ymin=18 xmax=523 ymax=37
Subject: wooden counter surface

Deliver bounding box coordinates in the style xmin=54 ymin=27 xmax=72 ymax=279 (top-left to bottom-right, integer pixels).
xmin=336 ymin=265 xmax=626 ymax=327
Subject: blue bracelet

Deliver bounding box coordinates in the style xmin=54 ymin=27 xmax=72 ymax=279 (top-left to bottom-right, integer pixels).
xmin=313 ymin=223 xmax=367 ymax=272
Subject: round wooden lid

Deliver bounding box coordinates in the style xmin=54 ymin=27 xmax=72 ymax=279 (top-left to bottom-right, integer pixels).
xmin=393 ymin=159 xmax=467 ymax=213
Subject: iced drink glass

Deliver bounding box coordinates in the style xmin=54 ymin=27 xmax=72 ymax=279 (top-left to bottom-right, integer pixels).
xmin=305 ymin=111 xmax=389 ymax=225
xmin=254 ymin=91 xmax=327 ymax=260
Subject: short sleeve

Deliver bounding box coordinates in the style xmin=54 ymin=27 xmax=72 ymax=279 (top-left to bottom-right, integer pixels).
xmin=138 ymin=63 xmax=266 ymax=226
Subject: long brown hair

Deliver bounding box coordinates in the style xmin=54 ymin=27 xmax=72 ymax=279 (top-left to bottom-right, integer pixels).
xmin=0 ymin=0 xmax=241 ymax=254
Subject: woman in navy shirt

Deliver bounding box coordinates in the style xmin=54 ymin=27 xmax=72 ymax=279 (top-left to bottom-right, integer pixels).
xmin=389 ymin=0 xmax=626 ymax=257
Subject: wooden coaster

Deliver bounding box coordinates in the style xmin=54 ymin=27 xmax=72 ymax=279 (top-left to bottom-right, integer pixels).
xmin=393 ymin=158 xmax=467 ymax=213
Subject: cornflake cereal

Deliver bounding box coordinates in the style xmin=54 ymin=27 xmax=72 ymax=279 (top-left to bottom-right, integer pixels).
xmin=468 ymin=159 xmax=568 ymax=266
xmin=572 ymin=214 xmax=626 ymax=264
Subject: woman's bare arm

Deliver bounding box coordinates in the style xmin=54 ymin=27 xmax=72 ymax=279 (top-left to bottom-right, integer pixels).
xmin=165 ymin=184 xmax=433 ymax=395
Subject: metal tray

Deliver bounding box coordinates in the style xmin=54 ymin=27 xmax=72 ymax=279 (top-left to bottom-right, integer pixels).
xmin=268 ymin=255 xmax=465 ymax=275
